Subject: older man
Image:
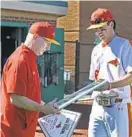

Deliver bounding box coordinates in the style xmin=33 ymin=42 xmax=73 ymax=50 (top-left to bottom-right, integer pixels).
xmin=87 ymin=8 xmax=132 ymax=137
xmin=1 ymin=22 xmax=60 ymax=137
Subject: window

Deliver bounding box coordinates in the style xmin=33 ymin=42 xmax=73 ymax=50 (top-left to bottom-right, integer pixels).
xmin=38 ymin=51 xmax=63 ymax=87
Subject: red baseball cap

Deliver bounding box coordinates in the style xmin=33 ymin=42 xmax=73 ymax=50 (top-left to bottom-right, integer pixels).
xmin=29 ymin=22 xmax=60 ymax=45
xmin=87 ymin=8 xmax=114 ymax=30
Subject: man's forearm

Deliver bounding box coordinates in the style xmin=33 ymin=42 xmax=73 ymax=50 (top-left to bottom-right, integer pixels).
xmin=10 ymin=94 xmax=45 ymax=112
xmin=110 ymin=72 xmax=132 ymax=89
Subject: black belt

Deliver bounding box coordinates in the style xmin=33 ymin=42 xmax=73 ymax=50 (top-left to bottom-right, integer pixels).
xmin=115 ymin=98 xmax=123 ymax=103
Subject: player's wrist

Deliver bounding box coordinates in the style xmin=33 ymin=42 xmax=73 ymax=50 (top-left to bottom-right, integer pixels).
xmin=107 ymin=82 xmax=112 ymax=90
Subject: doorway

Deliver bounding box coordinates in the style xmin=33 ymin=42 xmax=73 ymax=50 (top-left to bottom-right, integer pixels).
xmin=1 ymin=27 xmax=26 ymax=72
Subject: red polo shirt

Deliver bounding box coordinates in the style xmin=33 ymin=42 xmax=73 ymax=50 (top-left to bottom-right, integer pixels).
xmin=1 ymin=44 xmax=41 ymax=137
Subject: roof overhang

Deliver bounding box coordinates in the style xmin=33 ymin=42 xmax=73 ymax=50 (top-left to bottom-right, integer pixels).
xmin=1 ymin=1 xmax=68 ymax=16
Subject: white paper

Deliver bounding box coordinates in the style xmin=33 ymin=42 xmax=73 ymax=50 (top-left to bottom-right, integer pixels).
xmin=38 ymin=109 xmax=81 ymax=137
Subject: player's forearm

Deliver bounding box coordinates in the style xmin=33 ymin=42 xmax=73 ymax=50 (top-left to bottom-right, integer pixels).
xmin=110 ymin=72 xmax=132 ymax=89
xmin=10 ymin=94 xmax=45 ymax=112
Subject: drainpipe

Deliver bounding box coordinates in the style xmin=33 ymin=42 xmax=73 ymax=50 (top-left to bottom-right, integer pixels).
xmin=75 ymin=40 xmax=80 ymax=91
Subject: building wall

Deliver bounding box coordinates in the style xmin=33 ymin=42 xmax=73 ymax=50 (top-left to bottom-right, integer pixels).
xmin=1 ymin=9 xmax=56 ymax=27
xmin=57 ymin=1 xmax=80 ymax=84
xmin=79 ymin=1 xmax=132 ymax=88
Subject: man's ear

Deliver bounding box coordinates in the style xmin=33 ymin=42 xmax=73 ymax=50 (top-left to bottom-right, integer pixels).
xmin=33 ymin=33 xmax=38 ymax=39
xmin=31 ymin=34 xmax=38 ymax=45
xmin=109 ymin=21 xmax=114 ymax=28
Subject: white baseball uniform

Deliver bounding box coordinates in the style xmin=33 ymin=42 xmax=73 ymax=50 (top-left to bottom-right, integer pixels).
xmin=88 ymin=34 xmax=132 ymax=137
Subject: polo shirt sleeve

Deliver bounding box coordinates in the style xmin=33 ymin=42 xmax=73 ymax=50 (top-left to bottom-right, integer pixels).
xmin=6 ymin=57 xmax=27 ymax=96
xmin=121 ymin=40 xmax=132 ymax=73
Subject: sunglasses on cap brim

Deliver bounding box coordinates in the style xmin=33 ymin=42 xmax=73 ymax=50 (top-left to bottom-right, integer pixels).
xmin=87 ymin=22 xmax=108 ymax=30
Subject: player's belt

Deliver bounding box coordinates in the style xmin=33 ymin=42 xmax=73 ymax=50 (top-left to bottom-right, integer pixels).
xmin=96 ymin=94 xmax=123 ymax=107
xmin=115 ymin=98 xmax=123 ymax=102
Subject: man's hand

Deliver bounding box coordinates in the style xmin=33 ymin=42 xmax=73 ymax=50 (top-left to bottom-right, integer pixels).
xmin=42 ymin=98 xmax=60 ymax=115
xmin=95 ymin=80 xmax=111 ymax=91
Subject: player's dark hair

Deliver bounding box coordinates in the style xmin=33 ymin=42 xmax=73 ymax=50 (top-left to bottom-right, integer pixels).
xmin=113 ymin=20 xmax=116 ymax=30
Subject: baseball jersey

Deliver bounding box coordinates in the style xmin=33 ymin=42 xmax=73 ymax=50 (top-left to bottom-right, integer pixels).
xmin=89 ymin=34 xmax=132 ymax=103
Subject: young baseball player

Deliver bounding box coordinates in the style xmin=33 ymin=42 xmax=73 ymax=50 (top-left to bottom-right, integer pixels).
xmin=87 ymin=8 xmax=132 ymax=137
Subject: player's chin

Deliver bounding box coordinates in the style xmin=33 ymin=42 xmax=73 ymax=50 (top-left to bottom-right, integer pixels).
xmin=99 ymin=36 xmax=106 ymax=41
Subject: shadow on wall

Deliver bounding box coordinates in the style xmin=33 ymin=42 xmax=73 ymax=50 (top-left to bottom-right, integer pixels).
xmin=64 ymin=70 xmax=75 ymax=94
xmin=64 ymin=80 xmax=75 ymax=94
xmin=66 ymin=103 xmax=92 ymax=129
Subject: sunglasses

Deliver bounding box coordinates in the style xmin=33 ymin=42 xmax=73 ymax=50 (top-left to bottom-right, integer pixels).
xmin=90 ymin=18 xmax=104 ymax=24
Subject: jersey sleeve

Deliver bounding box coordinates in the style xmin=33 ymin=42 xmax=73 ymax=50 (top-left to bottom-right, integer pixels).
xmin=6 ymin=57 xmax=28 ymax=96
xmin=121 ymin=40 xmax=132 ymax=73
xmin=89 ymin=48 xmax=96 ymax=81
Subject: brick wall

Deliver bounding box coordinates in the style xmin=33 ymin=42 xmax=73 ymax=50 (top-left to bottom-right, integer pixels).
xmin=57 ymin=1 xmax=80 ymax=89
xmin=57 ymin=1 xmax=80 ymax=72
xmin=1 ymin=15 xmax=56 ymax=27
xmin=1 ymin=9 xmax=56 ymax=27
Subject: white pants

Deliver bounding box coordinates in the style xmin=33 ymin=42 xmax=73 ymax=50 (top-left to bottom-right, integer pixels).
xmin=88 ymin=100 xmax=129 ymax=137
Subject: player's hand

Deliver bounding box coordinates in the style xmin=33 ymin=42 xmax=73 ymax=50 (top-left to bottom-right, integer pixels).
xmin=102 ymin=90 xmax=118 ymax=97
xmin=42 ymin=98 xmax=60 ymax=115
xmin=95 ymin=80 xmax=111 ymax=91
